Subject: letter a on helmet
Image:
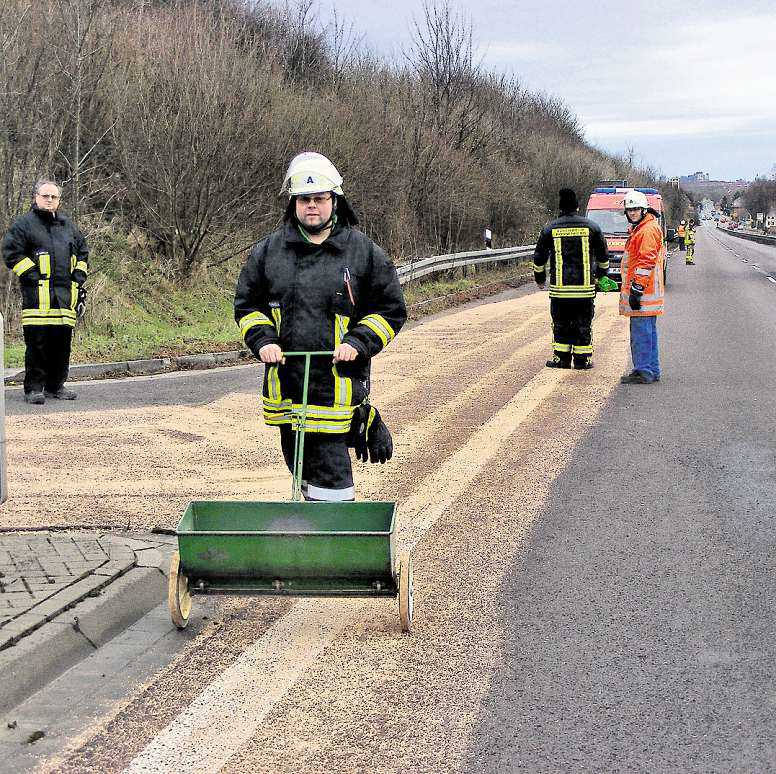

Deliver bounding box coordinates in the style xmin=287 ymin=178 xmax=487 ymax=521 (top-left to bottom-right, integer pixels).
xmin=281 ymin=152 xmax=344 ymax=196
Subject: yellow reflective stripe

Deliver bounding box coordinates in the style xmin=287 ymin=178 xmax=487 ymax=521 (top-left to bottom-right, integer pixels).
xmin=238 ymin=311 xmax=274 ymax=338
xmin=266 ymin=365 xmax=281 ymax=402
xmin=358 ymin=314 xmax=395 ymax=347
xmin=551 ymin=228 xmax=590 ymax=238
xmin=553 ymin=237 xmax=563 ymax=285
xmin=12 ymin=257 xmax=35 ymax=276
xmin=582 ymin=236 xmax=591 ymax=287
xmin=71 ymin=281 xmax=78 ymax=310
xmin=532 ymin=262 xmax=545 ymax=273
xmin=70 ymin=255 xmax=76 ymax=272
xmin=74 ymin=260 xmax=88 ymax=273
xmin=271 ymin=307 xmax=281 ymax=332
xmin=549 ymin=289 xmax=596 ymax=299
xmin=597 ymin=260 xmax=610 ymax=269
xmin=21 ymin=309 xmax=76 ymax=327
xmin=38 ymin=253 xmax=50 ymax=277
xmin=38 ymin=279 xmax=50 ymax=311
xmin=552 ymin=342 xmax=572 ymax=352
xmin=332 ymin=314 xmax=352 ymax=408
xmin=572 ymin=344 xmax=593 ymax=354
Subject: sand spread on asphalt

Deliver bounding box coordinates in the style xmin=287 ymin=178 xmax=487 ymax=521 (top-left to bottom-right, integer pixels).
xmin=22 ymin=291 xmax=631 ymax=773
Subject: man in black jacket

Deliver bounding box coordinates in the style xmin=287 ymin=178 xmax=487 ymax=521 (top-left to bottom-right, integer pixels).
xmin=532 ymin=188 xmax=610 ymax=370
xmin=234 ymin=152 xmax=406 ymax=501
xmin=3 ymin=180 xmax=88 ymax=404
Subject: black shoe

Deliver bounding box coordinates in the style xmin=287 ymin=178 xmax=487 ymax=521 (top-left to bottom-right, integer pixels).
xmin=574 ymin=360 xmax=594 ymax=370
xmin=620 ymin=371 xmax=656 ymax=384
xmin=546 ymin=358 xmax=571 ymax=369
xmin=44 ymin=387 xmax=77 ymax=400
xmin=24 ymin=391 xmax=45 ymax=404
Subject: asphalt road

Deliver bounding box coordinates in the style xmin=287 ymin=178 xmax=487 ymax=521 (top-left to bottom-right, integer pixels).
xmin=4 ymin=227 xmax=776 ymax=772
xmin=467 ymin=224 xmax=776 ymax=771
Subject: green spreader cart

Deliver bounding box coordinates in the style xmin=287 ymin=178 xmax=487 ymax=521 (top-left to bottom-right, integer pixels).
xmin=167 ymin=352 xmax=414 ymax=633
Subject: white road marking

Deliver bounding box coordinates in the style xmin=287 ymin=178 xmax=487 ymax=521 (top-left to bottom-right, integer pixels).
xmin=767 ymin=277 xmax=776 ymax=284
xmin=123 ymin=310 xmax=620 ymax=774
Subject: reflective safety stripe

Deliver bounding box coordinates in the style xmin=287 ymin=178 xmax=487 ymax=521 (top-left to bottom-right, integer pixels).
xmin=572 ymin=344 xmax=593 ymax=354
xmin=332 ymin=314 xmax=353 ymax=408
xmin=71 ymin=281 xmax=78 ymax=310
xmin=550 ymin=227 xmax=594 ymax=293
xmin=552 ymin=341 xmax=572 ymax=353
xmin=553 ymin=236 xmax=563 ymax=286
xmin=597 ymin=259 xmax=610 ymax=270
xmin=74 ymin=260 xmax=88 ymax=273
xmin=305 ymin=483 xmax=355 ymax=502
xmin=358 ymin=313 xmax=394 ymax=347
xmin=532 ymin=262 xmax=545 ymax=273
xmin=548 ymin=286 xmax=596 ymax=299
xmin=265 ymin=307 xmax=283 ymax=401
xmin=21 ymin=308 xmax=76 ymax=327
xmin=12 ymin=257 xmax=35 ymax=276
xmin=262 ymin=399 xmax=355 ymax=432
xmin=238 ymin=311 xmax=274 ymax=339
xmin=582 ymin=235 xmax=591 ymax=287
xmin=551 ymin=228 xmax=590 ymax=238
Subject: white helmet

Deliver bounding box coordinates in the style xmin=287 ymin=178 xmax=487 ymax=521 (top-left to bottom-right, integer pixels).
xmin=680 ymin=219 xmax=686 ymax=225
xmin=280 ymin=152 xmax=344 ymax=196
xmin=623 ymin=190 xmax=649 ymax=210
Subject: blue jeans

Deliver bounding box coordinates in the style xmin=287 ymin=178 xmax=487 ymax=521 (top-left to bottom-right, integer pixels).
xmin=630 ymin=316 xmax=660 ymax=381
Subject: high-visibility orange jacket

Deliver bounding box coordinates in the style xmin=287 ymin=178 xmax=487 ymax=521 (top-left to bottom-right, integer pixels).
xmin=677 ymin=224 xmax=686 ymax=239
xmin=619 ymin=213 xmax=664 ymax=317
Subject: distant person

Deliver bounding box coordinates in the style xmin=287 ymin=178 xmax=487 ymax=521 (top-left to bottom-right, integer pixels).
xmin=619 ymin=190 xmax=664 ymax=384
xmin=677 ymin=219 xmax=686 ymax=251
xmin=532 ymin=188 xmax=610 ymax=370
xmin=684 ymin=219 xmax=696 ymax=265
xmin=234 ymin=152 xmax=406 ymax=501
xmin=3 ymin=180 xmax=88 ymax=405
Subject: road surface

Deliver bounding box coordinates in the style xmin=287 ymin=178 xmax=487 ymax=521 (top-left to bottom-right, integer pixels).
xmin=3 ymin=225 xmax=775 ymax=772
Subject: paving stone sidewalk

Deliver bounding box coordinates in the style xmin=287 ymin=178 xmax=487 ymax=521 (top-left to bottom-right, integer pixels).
xmin=0 ymin=532 xmax=173 ymax=652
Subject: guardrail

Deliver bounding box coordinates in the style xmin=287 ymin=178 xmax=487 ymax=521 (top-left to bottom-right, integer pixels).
xmin=396 ymin=245 xmax=535 ymax=285
xmin=718 ymin=227 xmax=776 ymax=247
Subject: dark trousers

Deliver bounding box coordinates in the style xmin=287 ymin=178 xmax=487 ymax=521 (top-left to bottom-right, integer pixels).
xmin=550 ymin=298 xmax=594 ymax=365
xmin=279 ymin=425 xmax=354 ymax=501
xmin=23 ymin=325 xmax=73 ymax=395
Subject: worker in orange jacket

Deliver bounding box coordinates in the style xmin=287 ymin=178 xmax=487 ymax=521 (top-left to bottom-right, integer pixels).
xmin=677 ymin=220 xmax=686 ymax=252
xmin=619 ymin=190 xmax=664 ymax=384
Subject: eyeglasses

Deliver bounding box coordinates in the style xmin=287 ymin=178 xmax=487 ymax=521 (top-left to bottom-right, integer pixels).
xmin=37 ymin=193 xmax=60 ymax=200
xmin=297 ymin=194 xmax=332 ymax=206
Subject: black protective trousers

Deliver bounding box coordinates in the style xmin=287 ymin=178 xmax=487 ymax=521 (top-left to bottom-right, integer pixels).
xmin=23 ymin=325 xmax=73 ymax=395
xmin=279 ymin=426 xmax=354 ymax=501
xmin=550 ymin=298 xmax=595 ymax=365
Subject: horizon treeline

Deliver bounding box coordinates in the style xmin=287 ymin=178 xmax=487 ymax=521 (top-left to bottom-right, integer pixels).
xmin=0 ymin=0 xmax=677 ymax=285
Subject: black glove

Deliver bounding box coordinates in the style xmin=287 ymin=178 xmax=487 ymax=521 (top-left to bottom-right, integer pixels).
xmin=347 ymin=404 xmax=393 ymax=464
xmin=534 ymin=270 xmax=546 ymax=287
xmin=76 ymin=285 xmax=87 ymax=319
xmin=628 ymin=281 xmax=644 ymax=311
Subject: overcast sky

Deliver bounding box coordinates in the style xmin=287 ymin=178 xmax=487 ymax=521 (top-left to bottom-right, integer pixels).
xmin=324 ymin=0 xmax=776 ymax=182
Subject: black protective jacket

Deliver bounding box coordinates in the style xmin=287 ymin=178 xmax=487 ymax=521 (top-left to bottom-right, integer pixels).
xmin=3 ymin=206 xmax=88 ymax=327
xmin=532 ymin=213 xmax=609 ymax=299
xmin=234 ymin=222 xmax=406 ymax=434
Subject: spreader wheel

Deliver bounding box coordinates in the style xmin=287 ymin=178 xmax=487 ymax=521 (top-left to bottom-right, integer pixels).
xmin=398 ymin=551 xmax=414 ymax=634
xmin=168 ymin=551 xmax=192 ymax=629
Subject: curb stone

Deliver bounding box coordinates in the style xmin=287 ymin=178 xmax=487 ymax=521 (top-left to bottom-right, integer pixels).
xmin=4 ymin=348 xmax=251 ymax=385
xmin=0 ymin=532 xmax=175 ymax=715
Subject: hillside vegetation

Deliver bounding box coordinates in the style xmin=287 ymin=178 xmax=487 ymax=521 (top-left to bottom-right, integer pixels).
xmin=1 ymin=0 xmax=678 ymax=365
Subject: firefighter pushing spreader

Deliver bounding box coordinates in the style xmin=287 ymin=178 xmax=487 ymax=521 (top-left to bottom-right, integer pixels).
xmin=166 ymin=153 xmax=413 ymax=633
